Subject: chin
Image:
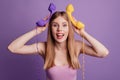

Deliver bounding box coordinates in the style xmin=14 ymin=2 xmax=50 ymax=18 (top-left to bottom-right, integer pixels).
xmin=55 ymin=38 xmax=67 ymax=43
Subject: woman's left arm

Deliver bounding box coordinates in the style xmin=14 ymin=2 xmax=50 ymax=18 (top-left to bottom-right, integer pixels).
xmin=75 ymin=28 xmax=109 ymax=58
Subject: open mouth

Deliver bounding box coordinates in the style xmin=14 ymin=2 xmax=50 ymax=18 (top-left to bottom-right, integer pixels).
xmin=56 ymin=33 xmax=64 ymax=39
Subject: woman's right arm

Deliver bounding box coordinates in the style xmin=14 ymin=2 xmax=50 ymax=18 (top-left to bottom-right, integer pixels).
xmin=8 ymin=26 xmax=47 ymax=56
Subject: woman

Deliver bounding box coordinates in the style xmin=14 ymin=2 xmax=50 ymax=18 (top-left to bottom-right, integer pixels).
xmin=8 ymin=11 xmax=109 ymax=80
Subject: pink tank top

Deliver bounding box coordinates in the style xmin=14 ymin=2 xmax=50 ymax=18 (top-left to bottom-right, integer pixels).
xmin=46 ymin=65 xmax=77 ymax=80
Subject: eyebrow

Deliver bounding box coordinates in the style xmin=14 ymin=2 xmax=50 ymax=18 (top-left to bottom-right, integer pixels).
xmin=52 ymin=22 xmax=58 ymax=24
xmin=62 ymin=22 xmax=67 ymax=24
xmin=52 ymin=22 xmax=67 ymax=24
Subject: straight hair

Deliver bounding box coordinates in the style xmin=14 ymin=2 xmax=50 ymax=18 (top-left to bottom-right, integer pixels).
xmin=44 ymin=11 xmax=80 ymax=69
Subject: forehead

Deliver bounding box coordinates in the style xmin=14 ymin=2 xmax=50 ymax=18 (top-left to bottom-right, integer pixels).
xmin=52 ymin=16 xmax=68 ymax=23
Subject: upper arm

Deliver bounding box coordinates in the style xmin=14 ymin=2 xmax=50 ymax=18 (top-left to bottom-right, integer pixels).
xmin=8 ymin=42 xmax=46 ymax=56
xmin=75 ymin=40 xmax=102 ymax=58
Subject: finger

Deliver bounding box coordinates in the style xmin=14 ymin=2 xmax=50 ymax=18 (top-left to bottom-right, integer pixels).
xmin=73 ymin=26 xmax=78 ymax=32
xmin=45 ymin=23 xmax=49 ymax=27
xmin=72 ymin=16 xmax=77 ymax=22
xmin=43 ymin=14 xmax=50 ymax=20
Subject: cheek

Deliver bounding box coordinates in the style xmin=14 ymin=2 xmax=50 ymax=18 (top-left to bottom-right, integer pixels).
xmin=64 ymin=27 xmax=69 ymax=35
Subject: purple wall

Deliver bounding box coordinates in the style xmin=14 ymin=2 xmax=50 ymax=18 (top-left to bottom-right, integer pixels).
xmin=0 ymin=0 xmax=120 ymax=80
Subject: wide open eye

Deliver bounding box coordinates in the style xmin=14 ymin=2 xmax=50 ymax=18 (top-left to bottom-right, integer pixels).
xmin=62 ymin=22 xmax=68 ymax=27
xmin=63 ymin=24 xmax=67 ymax=27
xmin=52 ymin=22 xmax=59 ymax=27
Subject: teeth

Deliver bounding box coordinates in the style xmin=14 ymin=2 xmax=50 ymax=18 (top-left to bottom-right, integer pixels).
xmin=57 ymin=33 xmax=64 ymax=36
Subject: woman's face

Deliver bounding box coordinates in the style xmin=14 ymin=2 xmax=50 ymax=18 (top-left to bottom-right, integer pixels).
xmin=51 ymin=16 xmax=69 ymax=43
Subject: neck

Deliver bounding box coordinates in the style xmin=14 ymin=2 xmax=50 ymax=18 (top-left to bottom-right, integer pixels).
xmin=55 ymin=41 xmax=67 ymax=50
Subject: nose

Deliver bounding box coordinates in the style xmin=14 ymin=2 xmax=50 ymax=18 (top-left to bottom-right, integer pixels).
xmin=57 ymin=26 xmax=62 ymax=31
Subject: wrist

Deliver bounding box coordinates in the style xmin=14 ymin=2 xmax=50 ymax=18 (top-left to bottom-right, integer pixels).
xmin=79 ymin=29 xmax=86 ymax=37
xmin=35 ymin=27 xmax=43 ymax=34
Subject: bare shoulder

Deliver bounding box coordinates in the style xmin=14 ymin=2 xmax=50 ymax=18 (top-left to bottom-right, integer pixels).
xmin=75 ymin=40 xmax=82 ymax=47
xmin=37 ymin=42 xmax=46 ymax=57
xmin=74 ymin=40 xmax=82 ymax=56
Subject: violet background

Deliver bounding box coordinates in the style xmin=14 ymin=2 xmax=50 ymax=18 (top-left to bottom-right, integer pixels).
xmin=0 ymin=0 xmax=120 ymax=80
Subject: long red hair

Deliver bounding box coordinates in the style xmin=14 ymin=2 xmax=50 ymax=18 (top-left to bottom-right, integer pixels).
xmin=44 ymin=11 xmax=80 ymax=69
